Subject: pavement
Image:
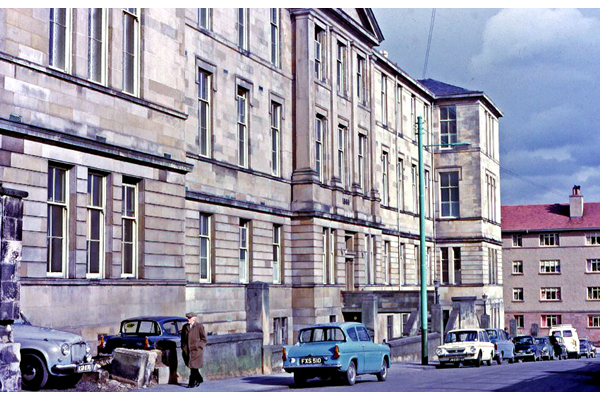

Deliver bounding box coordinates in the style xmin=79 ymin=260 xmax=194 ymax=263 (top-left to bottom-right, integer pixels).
xmin=140 ymin=361 xmax=437 ymax=392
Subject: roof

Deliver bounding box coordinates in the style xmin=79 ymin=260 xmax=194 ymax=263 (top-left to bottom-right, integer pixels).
xmin=419 ymin=79 xmax=482 ymax=96
xmin=300 ymin=322 xmax=363 ymax=329
xmin=121 ymin=316 xmax=187 ymax=323
xmin=501 ymin=202 xmax=600 ymax=232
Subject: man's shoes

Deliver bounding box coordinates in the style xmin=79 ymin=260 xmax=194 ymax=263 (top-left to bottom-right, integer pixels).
xmin=187 ymin=381 xmax=196 ymax=388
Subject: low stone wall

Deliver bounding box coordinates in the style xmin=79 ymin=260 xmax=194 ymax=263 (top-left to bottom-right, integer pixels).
xmin=388 ymin=333 xmax=441 ymax=363
xmin=263 ymin=345 xmax=284 ymax=374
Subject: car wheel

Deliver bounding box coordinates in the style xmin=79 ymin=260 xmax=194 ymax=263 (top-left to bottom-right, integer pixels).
xmin=496 ymin=352 xmax=503 ymax=365
xmin=344 ymin=360 xmax=357 ymax=386
xmin=474 ymin=352 xmax=482 ymax=368
xmin=485 ymin=356 xmax=492 ymax=366
xmin=376 ymin=359 xmax=388 ymax=382
xmin=21 ymin=353 xmax=49 ymax=391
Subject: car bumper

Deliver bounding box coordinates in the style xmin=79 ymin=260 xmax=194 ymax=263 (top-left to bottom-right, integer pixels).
xmin=437 ymin=353 xmax=478 ymax=362
xmin=513 ymin=352 xmax=535 ymax=359
xmin=284 ymin=365 xmax=343 ymax=374
xmin=51 ymin=362 xmax=97 ymax=375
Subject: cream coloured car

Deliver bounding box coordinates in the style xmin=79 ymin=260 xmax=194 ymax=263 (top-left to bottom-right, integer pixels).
xmin=436 ymin=329 xmax=495 ymax=368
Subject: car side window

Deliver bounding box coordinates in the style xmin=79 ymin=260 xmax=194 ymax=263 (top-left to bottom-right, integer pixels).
xmin=122 ymin=321 xmax=139 ymax=334
xmin=483 ymin=331 xmax=490 ymax=342
xmin=138 ymin=321 xmax=159 ymax=335
xmin=347 ymin=328 xmax=358 ymax=342
xmin=162 ymin=321 xmax=178 ymax=335
xmin=357 ymin=326 xmax=370 ymax=342
xmin=564 ymin=330 xmax=572 ymax=338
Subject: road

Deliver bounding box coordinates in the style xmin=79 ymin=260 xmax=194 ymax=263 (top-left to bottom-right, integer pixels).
xmin=144 ymin=357 xmax=600 ymax=392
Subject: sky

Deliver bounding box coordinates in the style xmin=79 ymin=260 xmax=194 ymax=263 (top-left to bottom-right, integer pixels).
xmin=373 ymin=8 xmax=600 ymax=206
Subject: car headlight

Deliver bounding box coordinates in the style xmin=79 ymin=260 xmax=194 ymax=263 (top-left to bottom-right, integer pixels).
xmin=290 ymin=358 xmax=296 ymax=364
xmin=435 ymin=348 xmax=444 ymax=356
xmin=60 ymin=343 xmax=70 ymax=357
xmin=469 ymin=346 xmax=477 ymax=354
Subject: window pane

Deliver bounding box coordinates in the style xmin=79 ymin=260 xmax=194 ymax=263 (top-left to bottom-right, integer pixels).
xmin=50 ymin=205 xmax=64 ymax=237
xmin=90 ymin=209 xmax=101 ymax=240
xmin=50 ymin=237 xmax=63 ymax=273
xmin=123 ymin=243 xmax=133 ymax=275
xmin=88 ymin=240 xmax=100 ymax=274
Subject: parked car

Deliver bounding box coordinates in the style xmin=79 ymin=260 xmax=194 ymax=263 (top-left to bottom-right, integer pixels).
xmin=13 ymin=314 xmax=95 ymax=390
xmin=549 ymin=324 xmax=580 ymax=358
xmin=485 ymin=328 xmax=515 ymax=364
xmin=98 ymin=316 xmax=187 ymax=355
xmin=282 ymin=322 xmax=391 ymax=386
xmin=579 ymin=339 xmax=593 ymax=358
xmin=513 ymin=335 xmax=542 ymax=362
xmin=535 ymin=337 xmax=556 ymax=360
xmin=548 ymin=335 xmax=568 ymax=360
xmin=436 ymin=329 xmax=495 ymax=368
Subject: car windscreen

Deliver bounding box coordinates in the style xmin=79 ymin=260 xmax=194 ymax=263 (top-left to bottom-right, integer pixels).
xmin=564 ymin=330 xmax=573 ymax=337
xmin=445 ymin=331 xmax=477 ymax=343
xmin=535 ymin=338 xmax=546 ymax=344
xmin=299 ymin=327 xmax=345 ymax=343
xmin=514 ymin=337 xmax=533 ymax=345
xmin=552 ymin=331 xmax=562 ymax=337
xmin=486 ymin=330 xmax=498 ymax=339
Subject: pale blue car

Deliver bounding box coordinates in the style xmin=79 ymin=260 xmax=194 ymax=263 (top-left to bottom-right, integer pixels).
xmin=282 ymin=322 xmax=391 ymax=386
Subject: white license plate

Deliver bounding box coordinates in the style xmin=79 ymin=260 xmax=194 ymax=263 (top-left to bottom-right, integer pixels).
xmin=449 ymin=358 xmax=463 ymax=362
xmin=76 ymin=364 xmax=93 ymax=373
xmin=300 ymin=357 xmax=323 ymax=365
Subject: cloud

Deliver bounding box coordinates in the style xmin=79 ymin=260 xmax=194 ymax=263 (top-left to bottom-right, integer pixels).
xmin=472 ymin=9 xmax=600 ymax=72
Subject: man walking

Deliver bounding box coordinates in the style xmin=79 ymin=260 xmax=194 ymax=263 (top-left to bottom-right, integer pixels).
xmin=181 ymin=312 xmax=207 ymax=388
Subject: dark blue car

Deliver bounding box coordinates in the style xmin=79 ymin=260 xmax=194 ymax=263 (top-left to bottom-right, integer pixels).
xmin=98 ymin=316 xmax=187 ymax=354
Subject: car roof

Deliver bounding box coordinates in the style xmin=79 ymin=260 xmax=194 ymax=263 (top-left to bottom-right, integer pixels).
xmin=448 ymin=328 xmax=484 ymax=333
xmin=121 ymin=316 xmax=187 ymax=323
xmin=299 ymin=322 xmax=364 ymax=330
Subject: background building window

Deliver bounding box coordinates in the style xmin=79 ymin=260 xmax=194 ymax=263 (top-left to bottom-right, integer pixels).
xmin=358 ymin=134 xmax=366 ymax=190
xmin=50 ymin=8 xmax=71 ymax=72
xmin=541 ymin=315 xmax=561 ymax=328
xmin=199 ymin=213 xmax=211 ymax=282
xmin=314 ymin=25 xmax=325 ymax=81
xmin=198 ymin=70 xmax=211 ymax=157
xmin=237 ymin=87 xmax=249 ymax=167
xmin=589 ymin=315 xmax=600 ymax=328
xmin=539 ymin=233 xmax=559 ymax=246
xmin=47 ymin=165 xmax=68 ymax=277
xmin=356 ymin=55 xmax=367 ymax=104
xmin=271 ymin=102 xmax=281 ymax=176
xmin=272 ymin=225 xmax=282 ymax=284
xmin=336 ymin=42 xmax=346 ymax=93
xmin=270 ymin=8 xmax=279 ymax=66
xmin=586 ymin=232 xmax=600 ymax=245
xmin=440 ymin=106 xmax=457 ymax=146
xmin=273 ymin=317 xmax=288 ymax=345
xmin=384 ymin=241 xmax=391 ymax=285
xmin=514 ymin=315 xmax=524 ymax=329
xmin=587 ymin=259 xmax=600 ymax=273
xmin=512 ymin=260 xmax=523 ymax=274
xmin=588 ymin=287 xmax=600 ymax=300
xmin=237 ymin=8 xmax=248 ymax=50
xmin=540 ymin=260 xmax=560 ymax=274
xmin=239 ymin=219 xmax=250 ymax=283
xmin=87 ymin=172 xmax=105 ymax=278
xmin=122 ymin=181 xmax=137 ymax=277
xmin=512 ymin=234 xmax=522 ymax=247
xmin=513 ymin=288 xmax=524 ymax=301
xmin=198 ymin=8 xmax=210 ymax=30
xmin=453 ymin=247 xmax=461 ymax=284
xmin=88 ymin=8 xmax=107 ymax=84
xmin=366 ymin=235 xmax=375 ymax=285
xmin=380 ymin=74 xmax=388 ymax=125
xmin=123 ymin=8 xmax=140 ymax=95
xmin=338 ymin=125 xmax=348 ymax=187
xmin=381 ymin=151 xmax=389 ymax=206
xmin=540 ymin=287 xmax=561 ymax=301
xmin=315 ymin=116 xmax=325 ymax=182
xmin=440 ymin=171 xmax=459 ymax=217
xmin=397 ymin=159 xmax=404 ymax=211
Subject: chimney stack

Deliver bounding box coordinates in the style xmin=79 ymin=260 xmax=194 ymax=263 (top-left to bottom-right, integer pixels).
xmin=570 ymin=185 xmax=584 ymax=218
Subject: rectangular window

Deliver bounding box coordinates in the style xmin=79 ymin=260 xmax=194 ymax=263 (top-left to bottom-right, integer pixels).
xmin=387 ymin=315 xmax=394 ymax=340
xmin=50 ymin=8 xmax=71 ymax=72
xmin=122 ymin=181 xmax=137 ymax=277
xmin=487 ymin=173 xmax=497 ymax=222
xmin=366 ymin=235 xmax=375 ymax=285
xmin=336 ymin=42 xmax=346 ymax=93
xmin=586 ymin=232 xmax=600 ymax=245
xmin=540 ymin=287 xmax=561 ymax=301
xmin=486 ymin=112 xmax=496 ymax=158
xmin=411 ymin=97 xmax=416 ymax=138
xmin=87 ymin=172 xmax=105 ymax=278
xmin=415 ymin=245 xmax=420 ymax=285
xmin=199 ymin=213 xmax=211 ymax=282
xmin=322 ymin=228 xmax=336 ymax=284
xmin=513 ymin=288 xmax=524 ymax=301
xmin=314 ymin=25 xmax=325 ymax=81
xmin=47 ymin=165 xmax=68 ymax=277
xmin=589 ymin=315 xmax=600 ymax=328
xmin=381 ymin=151 xmax=389 ymax=206
xmin=198 ymin=70 xmax=211 ymax=157
xmin=587 ymin=259 xmax=600 ymax=273
xmin=239 ymin=219 xmax=250 ymax=283
xmin=272 ymin=225 xmax=283 ymax=284
xmin=338 ymin=125 xmax=347 ymax=187
xmin=357 ymin=55 xmax=367 ymax=104
xmin=270 ymin=9 xmax=279 ymax=66
xmin=316 ymin=116 xmax=325 ymax=182
xmin=512 ymin=234 xmax=522 ymax=247
xmin=237 ymin=8 xmax=248 ymax=50
xmin=453 ymin=247 xmax=462 ymax=285
xmin=397 ymin=159 xmax=404 ymax=211
xmin=541 ymin=315 xmax=561 ymax=328
xmin=198 ymin=8 xmax=210 ymax=30
xmin=237 ymin=87 xmax=249 ymax=167
xmin=380 ymin=74 xmax=388 ymax=125
xmin=425 ymin=170 xmax=431 ymax=218
xmin=358 ymin=134 xmax=367 ymax=190
xmin=512 ymin=260 xmax=523 ymax=274
xmin=539 ymin=233 xmax=559 ymax=246
xmin=123 ymin=8 xmax=140 ymax=95
xmin=515 ymin=315 xmax=524 ymax=329
xmin=540 ymin=260 xmax=560 ymax=274
xmin=271 ymin=102 xmax=282 ymax=176
xmin=441 ymin=248 xmax=449 ymax=284
xmin=588 ymin=287 xmax=600 ymax=300
xmin=440 ymin=106 xmax=457 ymax=146
xmin=440 ymin=171 xmax=460 ymax=217
xmin=88 ymin=8 xmax=107 ymax=84
xmin=488 ymin=248 xmax=498 ymax=284
xmin=412 ymin=165 xmax=418 ymax=213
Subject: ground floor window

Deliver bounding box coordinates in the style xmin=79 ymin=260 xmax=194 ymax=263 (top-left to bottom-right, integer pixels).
xmin=273 ymin=317 xmax=288 ymax=345
xmin=589 ymin=315 xmax=600 ymax=328
xmin=541 ymin=314 xmax=561 ymax=328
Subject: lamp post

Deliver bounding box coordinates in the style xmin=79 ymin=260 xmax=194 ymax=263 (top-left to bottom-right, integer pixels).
xmin=417 ymin=116 xmax=470 ymax=365
xmin=482 ymin=293 xmax=488 ymax=315
xmin=434 ymin=279 xmax=440 ymax=305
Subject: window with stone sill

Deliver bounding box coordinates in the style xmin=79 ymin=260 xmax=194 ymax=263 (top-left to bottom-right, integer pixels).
xmin=198 ymin=8 xmax=211 ymax=31
xmin=239 ymin=219 xmax=251 ymax=283
xmin=514 ymin=315 xmax=524 ymax=329
xmin=541 ymin=314 xmax=561 ymax=328
xmin=512 ymin=288 xmax=524 ymax=301
xmin=86 ymin=172 xmax=105 ymax=278
xmin=237 ymin=8 xmax=248 ymax=50
xmin=88 ymin=8 xmax=107 ymax=84
xmin=539 ymin=260 xmax=560 ymax=274
xmin=272 ymin=224 xmax=283 ymax=284
xmin=314 ymin=25 xmax=326 ymax=82
xmin=122 ymin=8 xmax=140 ymax=96
xmin=199 ymin=213 xmax=212 ymax=283
xmin=47 ymin=164 xmax=69 ymax=277
xmin=270 ymin=9 xmax=280 ymax=67
xmin=198 ymin=69 xmax=212 ymax=158
xmin=586 ymin=232 xmax=600 ymax=245
xmin=121 ymin=180 xmax=138 ymax=278
xmin=512 ymin=234 xmax=522 ymax=247
xmin=512 ymin=260 xmax=523 ymax=274
xmin=588 ymin=286 xmax=600 ymax=301
xmin=539 ymin=233 xmax=559 ymax=247
xmin=237 ymin=86 xmax=249 ymax=167
xmin=588 ymin=315 xmax=600 ymax=328
xmin=587 ymin=259 xmax=600 ymax=273
xmin=50 ymin=8 xmax=72 ymax=73
xmin=540 ymin=287 xmax=561 ymax=301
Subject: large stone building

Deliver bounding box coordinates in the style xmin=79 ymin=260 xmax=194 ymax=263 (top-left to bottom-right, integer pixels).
xmin=0 ymin=8 xmax=503 ymax=356
xmin=502 ymin=186 xmax=600 ymax=344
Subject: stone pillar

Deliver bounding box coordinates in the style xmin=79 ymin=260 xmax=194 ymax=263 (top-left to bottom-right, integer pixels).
xmin=361 ymin=294 xmax=378 ymax=341
xmin=0 ymin=185 xmax=28 ymax=392
xmin=450 ymin=296 xmax=478 ymax=329
xmin=245 ymin=282 xmax=270 ymax=345
xmin=509 ymin=318 xmax=517 ymax=337
xmin=431 ymin=304 xmax=442 ymax=334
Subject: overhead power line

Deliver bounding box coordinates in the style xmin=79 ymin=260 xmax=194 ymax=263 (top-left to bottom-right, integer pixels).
xmin=422 ymin=8 xmax=436 ymax=79
xmin=500 ymin=166 xmax=566 ymax=198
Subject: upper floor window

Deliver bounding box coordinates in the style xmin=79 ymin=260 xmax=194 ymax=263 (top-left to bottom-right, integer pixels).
xmin=198 ymin=70 xmax=212 ymax=157
xmin=589 ymin=315 xmax=600 ymax=328
xmin=512 ymin=260 xmax=523 ymax=274
xmin=314 ymin=25 xmax=325 ymax=81
xmin=539 ymin=233 xmax=559 ymax=247
xmin=513 ymin=288 xmax=524 ymax=301
xmin=540 ymin=287 xmax=561 ymax=301
xmin=50 ymin=8 xmax=72 ymax=72
xmin=425 ymin=170 xmax=431 ymax=218
xmin=315 ymin=116 xmax=326 ymax=182
xmin=411 ymin=164 xmax=418 ymax=213
xmin=410 ymin=96 xmax=416 ymax=138
xmin=384 ymin=241 xmax=391 ymax=285
xmin=87 ymin=172 xmax=105 ymax=278
xmin=237 ymin=8 xmax=248 ymax=50
xmin=588 ymin=287 xmax=600 ymax=301
xmin=440 ymin=106 xmax=457 ymax=146
xmin=338 ymin=125 xmax=348 ymax=188
xmin=540 ymin=260 xmax=560 ymax=274
xmin=397 ymin=159 xmax=404 ymax=211
xmin=488 ymin=248 xmax=499 ymax=284
xmin=123 ymin=8 xmax=140 ymax=96
xmin=587 ymin=259 xmax=600 ymax=273
xmin=322 ymin=228 xmax=336 ymax=284
xmin=272 ymin=225 xmax=283 ymax=284
xmin=271 ymin=102 xmax=282 ymax=176
xmin=237 ymin=86 xmax=249 ymax=167
xmin=88 ymin=8 xmax=107 ymax=84
xmin=512 ymin=234 xmax=522 ymax=247
xmin=586 ymin=232 xmax=600 ymax=245
xmin=440 ymin=171 xmax=460 ymax=217
xmin=485 ymin=112 xmax=496 ymax=158
xmin=199 ymin=213 xmax=212 ymax=282
xmin=239 ymin=219 xmax=250 ymax=283
xmin=336 ymin=42 xmax=347 ymax=93
xmin=381 ymin=151 xmax=389 ymax=206
xmin=122 ymin=180 xmax=138 ymax=277
xmin=486 ymin=173 xmax=497 ymax=222
xmin=358 ymin=133 xmax=367 ymax=190
xmin=199 ymin=8 xmax=211 ymax=30
xmin=380 ymin=74 xmax=388 ymax=125
xmin=356 ymin=55 xmax=367 ymax=104
xmin=270 ymin=9 xmax=280 ymax=66
xmin=366 ymin=235 xmax=375 ymax=285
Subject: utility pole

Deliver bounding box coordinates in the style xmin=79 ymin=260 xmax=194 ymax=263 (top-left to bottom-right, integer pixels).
xmin=418 ymin=116 xmax=428 ymax=365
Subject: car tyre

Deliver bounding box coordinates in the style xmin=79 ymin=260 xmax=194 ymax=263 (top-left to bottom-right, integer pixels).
xmin=485 ymin=356 xmax=492 ymax=366
xmin=293 ymin=373 xmax=307 ymax=387
xmin=474 ymin=352 xmax=482 ymax=368
xmin=344 ymin=360 xmax=357 ymax=386
xmin=496 ymin=352 xmax=503 ymax=365
xmin=21 ymin=353 xmax=49 ymax=391
xmin=376 ymin=359 xmax=388 ymax=382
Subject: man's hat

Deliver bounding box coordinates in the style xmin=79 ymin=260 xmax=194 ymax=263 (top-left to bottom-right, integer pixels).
xmin=186 ymin=312 xmax=196 ymax=319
